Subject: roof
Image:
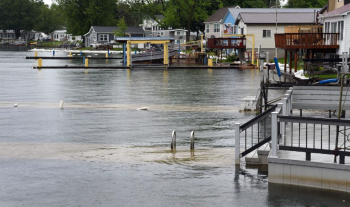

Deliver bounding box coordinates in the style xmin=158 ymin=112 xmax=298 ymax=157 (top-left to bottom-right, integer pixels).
xmin=92 ymin=26 xmax=144 ymax=34
xmin=236 ymin=12 xmax=317 ymax=24
xmin=323 ymin=3 xmax=350 ymax=16
xmin=204 ymin=7 xmax=231 ymax=23
xmin=228 ymin=8 xmax=320 ymax=20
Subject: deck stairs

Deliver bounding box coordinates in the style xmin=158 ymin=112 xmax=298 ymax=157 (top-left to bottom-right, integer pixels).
xmin=245 ymin=143 xmax=270 ymax=165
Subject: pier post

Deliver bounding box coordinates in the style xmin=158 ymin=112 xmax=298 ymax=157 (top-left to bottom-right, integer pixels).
xmin=53 ymin=50 xmax=55 ymax=56
xmin=235 ymin=123 xmax=241 ymax=165
xmin=38 ymin=58 xmax=42 ymax=67
xmin=80 ymin=50 xmax=82 ymax=56
xmin=271 ymin=112 xmax=278 ymax=157
xmin=35 ymin=51 xmax=38 ymax=57
xmin=123 ymin=43 xmax=126 ymax=66
xmin=164 ymin=43 xmax=169 ymax=66
xmin=69 ymin=52 xmax=72 ymax=57
xmin=85 ymin=58 xmax=89 ymax=67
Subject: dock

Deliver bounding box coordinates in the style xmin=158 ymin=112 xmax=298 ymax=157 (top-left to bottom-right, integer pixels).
xmin=26 ymin=56 xmax=123 ymax=60
xmin=32 ymin=65 xmax=242 ymax=70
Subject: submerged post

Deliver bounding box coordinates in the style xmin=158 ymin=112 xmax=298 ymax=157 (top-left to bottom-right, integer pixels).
xmin=190 ymin=131 xmax=195 ymax=149
xmin=59 ymin=100 xmax=64 ymax=109
xmin=171 ymin=131 xmax=176 ymax=150
xmin=235 ymin=123 xmax=241 ymax=165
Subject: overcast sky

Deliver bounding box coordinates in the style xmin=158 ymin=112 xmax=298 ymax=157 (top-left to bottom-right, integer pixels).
xmin=43 ymin=0 xmax=52 ymax=6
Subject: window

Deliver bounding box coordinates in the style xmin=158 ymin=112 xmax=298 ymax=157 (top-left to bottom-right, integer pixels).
xmin=160 ymin=31 xmax=164 ymax=36
xmin=176 ymin=40 xmax=180 ymax=44
xmin=214 ymin=24 xmax=220 ymax=33
xmin=325 ymin=22 xmax=330 ymax=33
xmin=338 ymin=21 xmax=344 ymax=40
xmin=99 ymin=34 xmax=108 ymax=41
xmin=331 ymin=22 xmax=337 ymax=33
xmin=263 ymin=30 xmax=271 ymax=38
xmin=206 ymin=24 xmax=209 ymax=33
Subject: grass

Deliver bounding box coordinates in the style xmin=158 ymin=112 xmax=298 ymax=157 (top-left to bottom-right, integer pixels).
xmin=37 ymin=41 xmax=63 ymax=47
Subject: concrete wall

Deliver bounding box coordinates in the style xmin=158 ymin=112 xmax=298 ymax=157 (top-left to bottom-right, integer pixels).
xmin=268 ymin=157 xmax=350 ymax=192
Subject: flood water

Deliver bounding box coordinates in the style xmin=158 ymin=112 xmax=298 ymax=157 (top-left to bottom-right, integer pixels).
xmin=0 ymin=47 xmax=349 ymax=206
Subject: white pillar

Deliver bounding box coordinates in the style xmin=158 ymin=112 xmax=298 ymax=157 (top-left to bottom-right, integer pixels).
xmin=282 ymin=98 xmax=288 ymax=145
xmin=271 ymin=111 xmax=279 ymax=157
xmin=235 ymin=123 xmax=241 ymax=165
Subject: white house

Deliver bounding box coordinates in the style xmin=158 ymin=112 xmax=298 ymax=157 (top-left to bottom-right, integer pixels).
xmin=140 ymin=15 xmax=172 ymax=37
xmin=204 ymin=7 xmax=320 ymax=40
xmin=235 ymin=12 xmax=319 ymax=57
xmin=320 ymin=3 xmax=350 ymax=55
xmin=50 ymin=30 xmax=82 ymax=42
xmin=149 ymin=29 xmax=187 ymax=48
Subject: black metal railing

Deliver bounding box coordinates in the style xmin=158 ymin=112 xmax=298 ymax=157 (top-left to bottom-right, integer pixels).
xmin=239 ymin=105 xmax=277 ymax=157
xmin=279 ymin=116 xmax=350 ymax=164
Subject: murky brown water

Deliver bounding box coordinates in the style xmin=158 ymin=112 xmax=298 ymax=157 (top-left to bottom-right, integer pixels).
xmin=0 ymin=48 xmax=348 ymax=206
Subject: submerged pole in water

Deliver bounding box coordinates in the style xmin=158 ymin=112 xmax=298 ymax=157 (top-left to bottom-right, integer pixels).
xmin=190 ymin=131 xmax=195 ymax=150
xmin=59 ymin=100 xmax=64 ymax=109
xmin=171 ymin=131 xmax=176 ymax=150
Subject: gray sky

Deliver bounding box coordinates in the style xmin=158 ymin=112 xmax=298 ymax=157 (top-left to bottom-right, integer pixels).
xmin=43 ymin=0 xmax=52 ymax=6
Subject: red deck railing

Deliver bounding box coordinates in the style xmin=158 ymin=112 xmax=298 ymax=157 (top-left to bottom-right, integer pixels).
xmin=207 ymin=38 xmax=246 ymax=49
xmin=275 ymin=33 xmax=339 ymax=49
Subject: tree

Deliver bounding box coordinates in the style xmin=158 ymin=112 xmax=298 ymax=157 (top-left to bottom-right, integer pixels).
xmin=114 ymin=17 xmax=128 ymax=37
xmin=34 ymin=2 xmax=64 ymax=35
xmin=0 ymin=0 xmax=41 ymax=38
xmin=56 ymin=0 xmax=117 ymax=36
xmin=285 ymin=0 xmax=327 ymax=8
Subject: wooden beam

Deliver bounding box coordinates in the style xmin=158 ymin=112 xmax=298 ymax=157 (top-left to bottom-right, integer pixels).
xmin=294 ymin=49 xmax=298 ymax=73
xmin=289 ymin=51 xmax=292 ymax=74
xmin=284 ymin=50 xmax=287 ymax=73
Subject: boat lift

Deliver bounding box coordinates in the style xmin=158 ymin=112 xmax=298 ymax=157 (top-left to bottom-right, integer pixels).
xmin=115 ymin=37 xmax=175 ymax=67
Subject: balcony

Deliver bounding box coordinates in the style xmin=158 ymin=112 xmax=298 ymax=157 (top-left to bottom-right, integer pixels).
xmin=275 ymin=33 xmax=339 ymax=50
xmin=207 ymin=38 xmax=246 ymax=49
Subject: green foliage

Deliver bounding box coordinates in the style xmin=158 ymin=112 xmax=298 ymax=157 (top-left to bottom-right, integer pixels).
xmin=56 ymin=0 xmax=117 ymax=35
xmin=114 ymin=17 xmax=127 ymax=37
xmin=285 ymin=0 xmax=327 ymax=8
xmin=34 ymin=2 xmax=64 ymax=34
xmin=0 ymin=0 xmax=41 ymax=38
xmin=221 ymin=0 xmax=281 ymax=8
xmin=224 ymin=54 xmax=238 ymax=62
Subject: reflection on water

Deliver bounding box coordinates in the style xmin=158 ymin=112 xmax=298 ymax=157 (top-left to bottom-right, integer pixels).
xmin=0 ymin=50 xmax=347 ymax=206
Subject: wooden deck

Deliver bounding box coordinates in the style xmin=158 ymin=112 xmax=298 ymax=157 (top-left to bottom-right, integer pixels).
xmin=275 ymin=33 xmax=339 ymax=50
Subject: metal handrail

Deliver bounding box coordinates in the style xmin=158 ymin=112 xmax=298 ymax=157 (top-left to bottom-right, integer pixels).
xmin=240 ymin=105 xmax=277 ymax=131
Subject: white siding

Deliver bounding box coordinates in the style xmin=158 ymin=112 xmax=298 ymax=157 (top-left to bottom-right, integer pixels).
xmin=245 ymin=25 xmax=285 ymax=49
xmin=345 ymin=15 xmax=350 ymax=54
xmin=323 ymin=15 xmax=347 ymax=55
